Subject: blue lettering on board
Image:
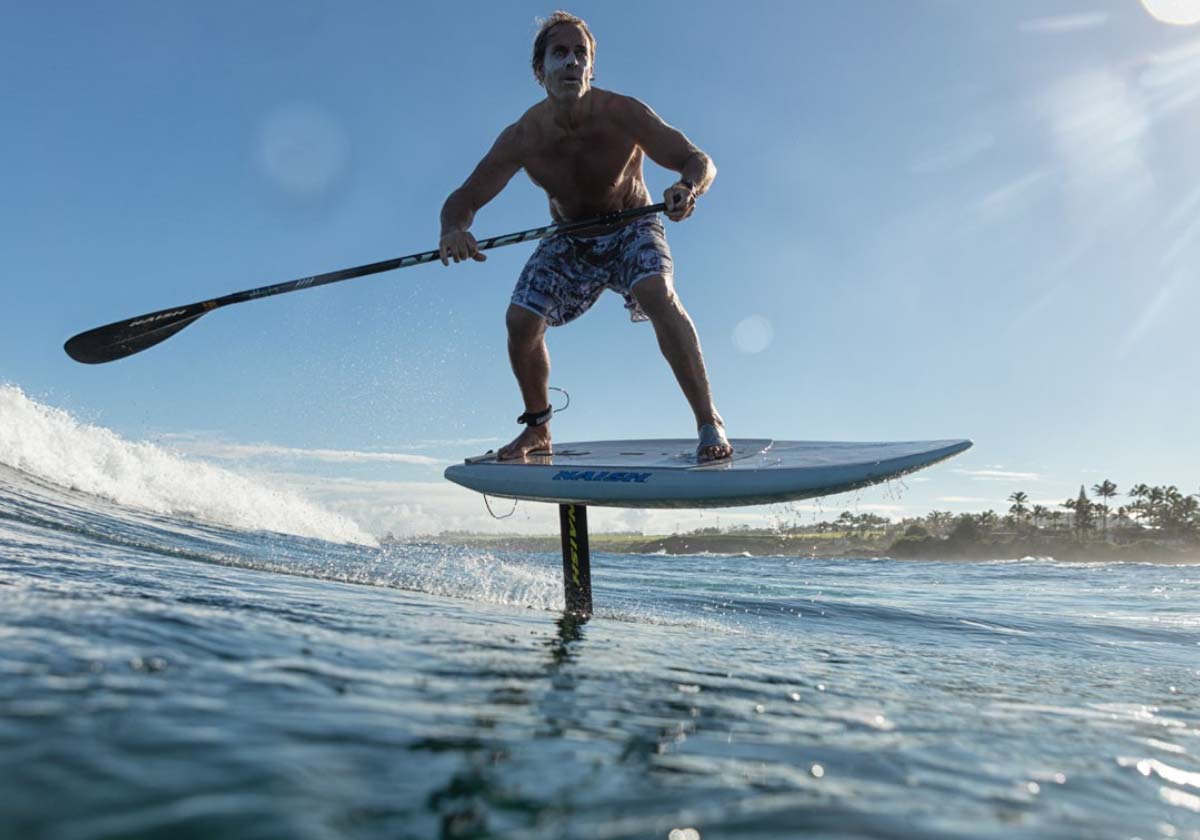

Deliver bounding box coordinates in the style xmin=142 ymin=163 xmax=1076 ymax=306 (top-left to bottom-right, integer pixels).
xmin=553 ymin=470 xmax=651 ymax=483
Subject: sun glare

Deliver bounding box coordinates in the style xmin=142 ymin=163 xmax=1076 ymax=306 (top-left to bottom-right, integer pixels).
xmin=1141 ymin=0 xmax=1200 ymax=26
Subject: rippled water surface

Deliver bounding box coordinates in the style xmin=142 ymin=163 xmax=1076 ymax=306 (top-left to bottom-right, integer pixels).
xmin=2 ymin=465 xmax=1198 ymax=839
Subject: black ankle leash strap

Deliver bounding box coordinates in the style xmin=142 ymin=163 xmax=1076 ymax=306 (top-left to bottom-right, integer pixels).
xmin=517 ymin=406 xmax=553 ymax=427
xmin=516 ymin=387 xmax=570 ymax=427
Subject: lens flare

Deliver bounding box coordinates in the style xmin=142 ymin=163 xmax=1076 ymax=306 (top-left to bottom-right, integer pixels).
xmin=257 ymin=103 xmax=350 ymax=198
xmin=733 ymin=315 xmax=773 ymax=354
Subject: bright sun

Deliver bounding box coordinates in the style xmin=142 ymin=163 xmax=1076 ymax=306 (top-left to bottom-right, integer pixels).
xmin=1140 ymin=0 xmax=1200 ymax=25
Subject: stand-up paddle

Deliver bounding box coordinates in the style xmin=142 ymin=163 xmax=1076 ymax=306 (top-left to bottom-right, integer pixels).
xmin=64 ymin=203 xmax=667 ymax=364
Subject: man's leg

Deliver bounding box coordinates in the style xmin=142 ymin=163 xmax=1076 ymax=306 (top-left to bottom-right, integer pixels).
xmin=498 ymin=304 xmax=553 ymax=460
xmin=631 ymin=275 xmax=732 ymax=460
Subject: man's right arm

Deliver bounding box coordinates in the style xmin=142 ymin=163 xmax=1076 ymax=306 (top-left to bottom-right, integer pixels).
xmin=439 ymin=123 xmax=523 ymax=265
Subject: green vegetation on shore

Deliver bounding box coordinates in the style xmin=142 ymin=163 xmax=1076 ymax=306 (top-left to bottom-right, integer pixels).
xmin=887 ymin=481 xmax=1199 ymax=562
xmin=400 ymin=481 xmax=1200 ymax=563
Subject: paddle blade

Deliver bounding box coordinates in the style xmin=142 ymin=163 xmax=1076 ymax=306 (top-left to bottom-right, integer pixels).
xmin=64 ymin=305 xmax=209 ymax=364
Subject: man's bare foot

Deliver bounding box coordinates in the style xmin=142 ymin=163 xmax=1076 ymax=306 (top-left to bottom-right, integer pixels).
xmin=697 ymin=422 xmax=733 ymax=462
xmin=498 ymin=425 xmax=552 ymax=461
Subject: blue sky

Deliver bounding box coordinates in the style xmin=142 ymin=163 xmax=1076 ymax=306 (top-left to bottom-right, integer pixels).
xmin=4 ymin=2 xmax=1199 ymax=536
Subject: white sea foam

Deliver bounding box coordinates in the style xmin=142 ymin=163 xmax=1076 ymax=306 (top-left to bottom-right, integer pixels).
xmin=0 ymin=384 xmax=375 ymax=545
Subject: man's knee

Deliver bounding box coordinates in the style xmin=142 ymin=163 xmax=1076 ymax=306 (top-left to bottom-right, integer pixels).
xmin=506 ymin=304 xmax=546 ymax=344
xmin=632 ymin=275 xmax=683 ymax=320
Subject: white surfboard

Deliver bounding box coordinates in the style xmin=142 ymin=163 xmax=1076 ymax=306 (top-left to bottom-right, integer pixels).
xmin=444 ymin=438 xmax=972 ymax=509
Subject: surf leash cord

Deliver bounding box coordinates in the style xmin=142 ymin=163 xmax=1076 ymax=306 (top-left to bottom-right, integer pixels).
xmin=65 ymin=203 xmax=668 ymax=365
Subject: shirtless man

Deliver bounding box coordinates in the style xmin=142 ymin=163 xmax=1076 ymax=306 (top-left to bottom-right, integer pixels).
xmin=438 ymin=11 xmax=731 ymax=462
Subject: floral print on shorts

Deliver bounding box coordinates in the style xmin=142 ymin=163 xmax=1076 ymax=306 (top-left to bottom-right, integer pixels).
xmin=510 ymin=213 xmax=673 ymax=326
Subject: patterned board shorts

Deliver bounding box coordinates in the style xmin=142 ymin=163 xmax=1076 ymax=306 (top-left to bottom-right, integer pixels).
xmin=510 ymin=212 xmax=673 ymax=326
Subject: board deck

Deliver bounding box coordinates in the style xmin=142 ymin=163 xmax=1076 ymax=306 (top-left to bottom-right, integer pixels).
xmin=444 ymin=438 xmax=972 ymax=508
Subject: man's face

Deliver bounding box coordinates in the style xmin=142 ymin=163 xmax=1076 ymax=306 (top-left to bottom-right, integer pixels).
xmin=541 ymin=24 xmax=592 ymax=99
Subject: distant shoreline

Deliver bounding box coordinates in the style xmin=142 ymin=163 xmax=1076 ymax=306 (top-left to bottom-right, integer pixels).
xmin=401 ymin=533 xmax=1200 ymax=564
xmin=406 ymin=482 xmax=1200 ymax=564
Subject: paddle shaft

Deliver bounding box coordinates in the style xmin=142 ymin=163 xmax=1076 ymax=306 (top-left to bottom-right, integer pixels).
xmin=214 ymin=202 xmax=668 ymax=309
xmin=65 ymin=203 xmax=667 ymax=364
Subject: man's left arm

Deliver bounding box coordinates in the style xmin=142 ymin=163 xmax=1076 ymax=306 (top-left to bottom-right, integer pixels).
xmin=617 ymin=96 xmax=716 ymax=221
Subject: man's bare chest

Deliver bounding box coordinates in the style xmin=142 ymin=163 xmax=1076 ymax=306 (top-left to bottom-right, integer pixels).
xmin=523 ymin=128 xmax=640 ymax=192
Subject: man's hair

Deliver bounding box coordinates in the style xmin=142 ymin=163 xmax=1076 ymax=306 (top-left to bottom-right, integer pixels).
xmin=531 ymin=11 xmax=596 ymax=86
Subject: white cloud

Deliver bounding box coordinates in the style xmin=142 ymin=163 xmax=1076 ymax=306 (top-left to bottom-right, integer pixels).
xmin=158 ymin=433 xmax=447 ymax=465
xmin=954 ymin=468 xmax=1042 ymax=482
xmin=1032 ymin=497 xmax=1072 ymax=506
xmin=1020 ymin=13 xmax=1109 ymax=33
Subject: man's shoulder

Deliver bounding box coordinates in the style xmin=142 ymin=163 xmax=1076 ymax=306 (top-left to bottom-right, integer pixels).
xmin=592 ymin=89 xmax=657 ymax=128
xmin=490 ymin=105 xmax=543 ymax=158
xmin=509 ymin=100 xmax=550 ymax=140
xmin=592 ymin=88 xmax=644 ymax=114
xmin=516 ymin=99 xmax=546 ymax=124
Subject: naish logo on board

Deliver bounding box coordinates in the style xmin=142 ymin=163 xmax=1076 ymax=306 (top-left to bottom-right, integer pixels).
xmin=552 ymin=470 xmax=652 ymax=483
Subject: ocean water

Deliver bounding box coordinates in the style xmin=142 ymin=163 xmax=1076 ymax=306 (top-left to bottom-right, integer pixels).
xmin=2 ymin=388 xmax=1199 ymax=839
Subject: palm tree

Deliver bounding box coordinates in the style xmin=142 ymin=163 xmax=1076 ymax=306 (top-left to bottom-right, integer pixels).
xmin=1063 ymin=486 xmax=1094 ymax=541
xmin=926 ymin=510 xmax=954 ymax=536
xmin=1148 ymin=486 xmax=1168 ymax=529
xmin=1181 ymin=493 xmax=1200 ymax=539
xmin=1031 ymin=505 xmax=1050 ymax=530
xmin=1128 ymin=483 xmax=1151 ymax=526
xmin=1091 ymin=480 xmax=1118 ymax=540
xmin=836 ymin=511 xmax=855 ymax=536
xmin=1048 ymin=509 xmax=1065 ymax=532
xmin=1161 ymin=486 xmax=1190 ymax=538
xmin=1008 ymin=491 xmax=1030 ymax=522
